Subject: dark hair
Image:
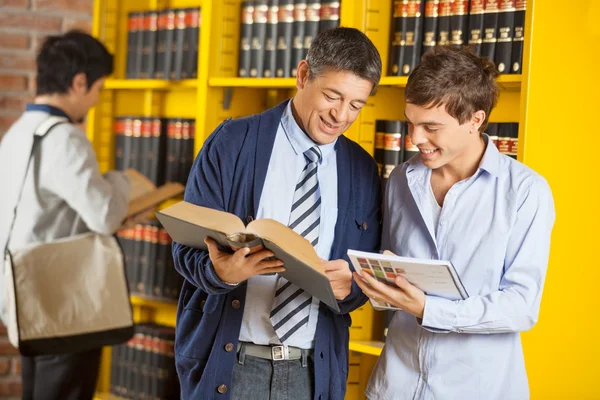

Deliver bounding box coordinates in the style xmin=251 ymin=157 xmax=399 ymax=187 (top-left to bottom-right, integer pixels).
xmin=36 ymin=30 xmax=113 ymax=96
xmin=306 ymin=27 xmax=382 ymax=95
xmin=405 ymin=46 xmax=499 ymax=132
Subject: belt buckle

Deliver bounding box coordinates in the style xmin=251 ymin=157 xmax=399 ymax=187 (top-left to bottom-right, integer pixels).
xmin=271 ymin=344 xmax=289 ymax=361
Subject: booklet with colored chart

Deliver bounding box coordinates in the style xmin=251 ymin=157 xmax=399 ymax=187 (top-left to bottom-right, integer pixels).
xmin=155 ymin=201 xmax=340 ymax=313
xmin=348 ymin=250 xmax=469 ymax=311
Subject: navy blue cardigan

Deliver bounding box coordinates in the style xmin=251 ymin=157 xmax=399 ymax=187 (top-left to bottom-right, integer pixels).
xmin=172 ymin=100 xmax=381 ymax=399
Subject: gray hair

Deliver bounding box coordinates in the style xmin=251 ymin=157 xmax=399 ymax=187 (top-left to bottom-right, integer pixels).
xmin=306 ymin=27 xmax=382 ymax=95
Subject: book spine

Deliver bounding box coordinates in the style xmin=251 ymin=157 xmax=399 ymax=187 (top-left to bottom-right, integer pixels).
xmin=141 ymin=117 xmax=153 ymax=181
xmin=275 ymin=0 xmax=294 ymax=77
xmin=239 ymin=2 xmax=254 ymax=77
xmin=403 ymin=123 xmax=419 ymax=161
xmin=422 ymin=0 xmax=439 ymax=55
xmin=179 ymin=119 xmax=192 ymax=184
xmin=497 ymin=122 xmax=512 ymax=155
xmin=400 ymin=0 xmax=425 ymax=76
xmin=173 ymin=8 xmax=187 ymax=80
xmin=126 ymin=13 xmax=138 ymax=79
xmin=185 ymin=8 xmax=201 ymax=79
xmin=374 ymin=121 xmax=385 ymax=178
xmin=134 ymin=12 xmax=145 ymax=79
xmin=114 ymin=117 xmax=125 ymax=171
xmin=303 ymin=0 xmax=321 ymax=60
xmin=510 ymin=0 xmax=525 ymax=73
xmin=436 ymin=0 xmax=452 ymax=46
xmin=165 ymin=119 xmax=177 ymax=183
xmin=263 ymin=1 xmax=279 ymax=78
xmin=164 ymin=9 xmax=176 ymax=80
xmin=382 ymin=120 xmax=403 ymax=185
xmin=486 ymin=122 xmax=499 ymax=148
xmin=468 ymin=0 xmax=485 ymax=55
xmin=154 ymin=10 xmax=168 ymax=79
xmin=388 ymin=0 xmax=405 ymax=76
xmin=146 ymin=223 xmax=159 ymax=297
xmin=450 ymin=0 xmax=469 ymax=48
xmin=481 ymin=0 xmax=500 ymax=62
xmin=494 ymin=0 xmax=515 ymax=74
xmin=172 ymin=119 xmax=183 ymax=185
xmin=250 ymin=1 xmax=269 ymax=78
xmin=143 ymin=11 xmax=158 ymax=79
xmin=291 ymin=0 xmax=307 ymax=77
xmin=150 ymin=117 xmax=164 ymax=186
xmin=131 ymin=117 xmax=143 ymax=174
xmin=156 ymin=228 xmax=170 ymax=298
xmin=318 ymin=0 xmax=340 ymax=32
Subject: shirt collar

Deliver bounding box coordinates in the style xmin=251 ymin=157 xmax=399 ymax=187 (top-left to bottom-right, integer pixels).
xmin=26 ymin=103 xmax=72 ymax=122
xmin=280 ymin=99 xmax=336 ymax=162
xmin=406 ymin=133 xmax=501 ymax=179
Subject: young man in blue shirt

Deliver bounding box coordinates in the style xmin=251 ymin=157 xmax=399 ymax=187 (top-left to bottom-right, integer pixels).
xmin=172 ymin=28 xmax=381 ymax=399
xmin=354 ymin=46 xmax=555 ymax=399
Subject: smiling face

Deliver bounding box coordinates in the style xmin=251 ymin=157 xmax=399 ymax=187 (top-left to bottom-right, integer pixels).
xmin=405 ymin=102 xmax=486 ymax=171
xmin=292 ymin=60 xmax=373 ymax=145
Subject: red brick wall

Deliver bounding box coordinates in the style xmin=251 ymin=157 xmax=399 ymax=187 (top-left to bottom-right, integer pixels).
xmin=0 ymin=0 xmax=94 ymax=142
xmin=0 ymin=2 xmax=95 ymax=395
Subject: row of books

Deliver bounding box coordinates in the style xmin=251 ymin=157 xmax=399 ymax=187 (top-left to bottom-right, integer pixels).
xmin=126 ymin=8 xmax=201 ymax=80
xmin=238 ymin=0 xmax=341 ymax=78
xmin=117 ymin=221 xmax=183 ymax=302
xmin=375 ymin=120 xmax=519 ymax=180
xmin=110 ymin=323 xmax=179 ymax=400
xmin=114 ymin=116 xmax=195 ymax=187
xmin=389 ymin=0 xmax=526 ymax=76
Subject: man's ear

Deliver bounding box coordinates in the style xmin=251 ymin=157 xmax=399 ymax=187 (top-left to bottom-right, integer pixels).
xmin=70 ymin=72 xmax=88 ymax=94
xmin=295 ymin=60 xmax=310 ymax=91
xmin=470 ymin=110 xmax=486 ymax=134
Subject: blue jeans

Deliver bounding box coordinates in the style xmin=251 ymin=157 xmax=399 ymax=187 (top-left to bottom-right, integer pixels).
xmin=231 ymin=345 xmax=314 ymax=400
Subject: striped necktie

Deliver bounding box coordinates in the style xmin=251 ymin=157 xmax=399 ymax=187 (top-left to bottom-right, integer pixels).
xmin=270 ymin=146 xmax=322 ymax=344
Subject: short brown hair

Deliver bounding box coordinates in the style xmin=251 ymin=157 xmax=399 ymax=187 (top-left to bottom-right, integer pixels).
xmin=405 ymin=46 xmax=499 ymax=132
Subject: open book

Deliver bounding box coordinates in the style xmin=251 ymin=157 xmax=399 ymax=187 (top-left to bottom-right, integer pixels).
xmin=125 ymin=169 xmax=185 ymax=218
xmin=348 ymin=249 xmax=469 ymax=311
xmin=155 ymin=201 xmax=340 ymax=312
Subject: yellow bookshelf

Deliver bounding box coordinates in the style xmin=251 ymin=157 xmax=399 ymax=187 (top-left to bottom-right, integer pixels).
xmin=87 ymin=0 xmax=567 ymax=399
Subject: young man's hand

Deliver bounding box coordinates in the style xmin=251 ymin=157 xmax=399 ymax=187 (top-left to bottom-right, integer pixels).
xmin=353 ymin=270 xmax=426 ymax=319
xmin=205 ymin=237 xmax=285 ymax=285
xmin=324 ymin=259 xmax=352 ymax=300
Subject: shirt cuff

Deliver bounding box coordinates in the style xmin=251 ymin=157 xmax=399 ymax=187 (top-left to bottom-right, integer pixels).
xmin=420 ymin=295 xmax=459 ymax=333
xmin=205 ymin=259 xmax=237 ymax=290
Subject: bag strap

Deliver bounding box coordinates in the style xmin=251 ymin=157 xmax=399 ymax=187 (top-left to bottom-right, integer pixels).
xmin=3 ymin=115 xmax=70 ymax=255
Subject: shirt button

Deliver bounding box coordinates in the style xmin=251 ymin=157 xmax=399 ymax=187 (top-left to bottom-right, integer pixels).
xmin=361 ymin=221 xmax=368 ymax=230
xmin=217 ymin=384 xmax=228 ymax=394
xmin=225 ymin=343 xmax=235 ymax=352
xmin=232 ymin=300 xmax=241 ymax=309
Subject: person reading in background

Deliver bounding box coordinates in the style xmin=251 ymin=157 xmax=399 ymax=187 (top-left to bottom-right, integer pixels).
xmin=0 ymin=31 xmax=131 ymax=400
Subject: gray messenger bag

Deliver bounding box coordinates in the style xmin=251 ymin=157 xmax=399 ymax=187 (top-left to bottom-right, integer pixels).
xmin=2 ymin=116 xmax=134 ymax=356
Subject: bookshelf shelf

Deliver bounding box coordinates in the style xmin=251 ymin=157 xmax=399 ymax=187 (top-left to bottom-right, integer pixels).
xmin=130 ymin=295 xmax=178 ymax=310
xmin=207 ymin=75 xmax=521 ymax=91
xmin=379 ymin=74 xmax=522 ymax=90
xmin=104 ymin=79 xmax=198 ymax=90
xmin=94 ymin=393 xmax=125 ymax=400
xmin=208 ymin=77 xmax=297 ymax=88
xmin=349 ymin=340 xmax=384 ymax=357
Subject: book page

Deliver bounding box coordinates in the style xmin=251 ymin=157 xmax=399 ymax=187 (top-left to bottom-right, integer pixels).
xmin=247 ymin=218 xmax=325 ymax=276
xmin=156 ymin=201 xmax=246 ymax=236
xmin=124 ymin=169 xmax=156 ymax=201
xmin=126 ymin=182 xmax=185 ymax=218
xmin=348 ymin=249 xmax=468 ymax=311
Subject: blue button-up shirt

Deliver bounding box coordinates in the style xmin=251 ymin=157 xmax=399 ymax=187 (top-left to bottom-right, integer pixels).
xmin=367 ymin=136 xmax=555 ymax=400
xmin=238 ymin=100 xmax=338 ymax=349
